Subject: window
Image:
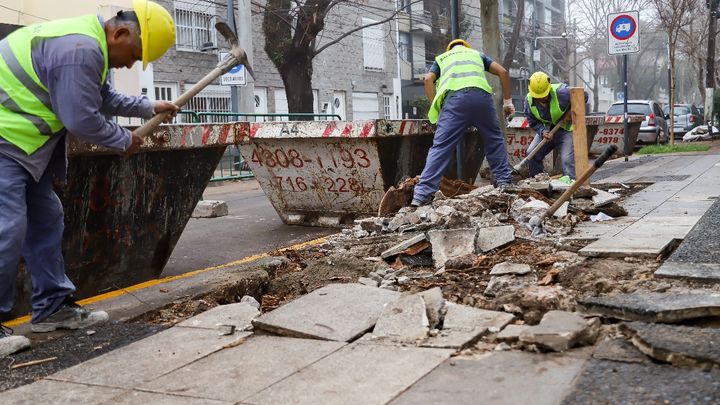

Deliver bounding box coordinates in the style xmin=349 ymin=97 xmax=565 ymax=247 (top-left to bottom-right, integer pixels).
xmin=362 ymin=18 xmax=385 ymax=72
xmin=399 ymin=32 xmax=411 ymax=63
xmin=383 ymin=95 xmax=391 ymax=120
xmin=184 ymin=84 xmax=231 ymax=123
xmin=174 ymin=1 xmax=216 ymax=51
xmin=155 ymin=86 xmax=173 ymax=101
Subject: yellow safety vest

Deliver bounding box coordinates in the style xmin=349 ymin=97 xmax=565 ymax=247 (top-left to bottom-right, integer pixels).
xmin=527 ymin=84 xmax=573 ymax=131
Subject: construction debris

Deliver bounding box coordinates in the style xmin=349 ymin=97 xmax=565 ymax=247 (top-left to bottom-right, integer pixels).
xmin=518 ymin=311 xmax=600 ymax=352
xmin=192 ymin=200 xmax=229 ymax=218
xmin=579 ymin=293 xmax=720 ymax=323
xmin=620 ymin=322 xmax=720 ymax=368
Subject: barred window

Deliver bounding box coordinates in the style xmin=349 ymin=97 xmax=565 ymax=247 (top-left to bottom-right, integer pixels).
xmin=185 ymin=85 xmax=231 ymax=123
xmin=174 ymin=1 xmax=216 ymax=51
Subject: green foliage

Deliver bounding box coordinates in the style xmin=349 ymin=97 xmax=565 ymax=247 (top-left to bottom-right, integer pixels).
xmin=412 ymin=97 xmax=430 ymax=119
xmin=636 ymin=144 xmax=710 ymax=155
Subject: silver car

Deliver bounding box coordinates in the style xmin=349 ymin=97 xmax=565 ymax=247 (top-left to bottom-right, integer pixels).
xmin=662 ymin=104 xmax=702 ymax=138
xmin=606 ymin=100 xmax=669 ymax=145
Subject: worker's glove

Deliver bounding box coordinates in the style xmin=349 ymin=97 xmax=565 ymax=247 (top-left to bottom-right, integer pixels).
xmin=503 ymin=99 xmax=515 ymax=117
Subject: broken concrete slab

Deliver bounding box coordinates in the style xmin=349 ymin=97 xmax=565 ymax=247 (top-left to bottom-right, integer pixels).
xmin=177 ymin=302 xmax=259 ymax=331
xmin=476 ymin=225 xmax=515 ymax=252
xmin=427 ymin=228 xmax=476 ymax=269
xmin=578 ymin=292 xmax=720 ymax=323
xmin=245 ymin=343 xmax=452 ymax=405
xmin=592 ymin=338 xmax=650 ymax=364
xmin=380 ymin=233 xmax=427 ymax=259
xmin=519 ymin=311 xmax=599 ymax=352
xmin=484 ymin=273 xmax=538 ymax=297
xmin=391 ymin=350 xmax=590 ymax=405
xmin=621 ymin=322 xmax=720 ymax=367
xmin=496 ymin=324 xmax=531 ymax=342
xmin=372 ymin=294 xmax=429 ymax=341
xmin=252 ymin=283 xmax=400 ymax=342
xmin=358 ymin=277 xmax=379 ymax=287
xmin=418 ymin=287 xmax=445 ymax=329
xmin=591 ymin=188 xmax=620 ymax=208
xmin=49 ymin=327 xmax=249 ymax=388
xmin=421 ymin=303 xmax=515 ymax=349
xmin=562 ymin=358 xmax=720 ymax=404
xmin=192 ymin=200 xmax=228 ymax=218
xmin=553 ymin=201 xmax=569 ymax=218
xmin=579 ymin=235 xmax=676 ymax=258
xmin=490 ymin=261 xmax=532 ymax=276
xmin=140 ymin=336 xmax=345 ymax=403
xmin=655 ymin=262 xmax=720 ymax=282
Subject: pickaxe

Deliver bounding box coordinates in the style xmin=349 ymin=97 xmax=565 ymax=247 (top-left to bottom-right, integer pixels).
xmin=134 ymin=21 xmax=254 ymax=139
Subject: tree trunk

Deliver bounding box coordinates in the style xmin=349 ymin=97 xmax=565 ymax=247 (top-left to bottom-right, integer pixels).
xmin=502 ymin=0 xmax=524 ymax=68
xmin=670 ymin=50 xmax=676 ymax=146
xmin=280 ymin=54 xmax=315 ymax=120
xmin=593 ymin=63 xmax=600 ymax=113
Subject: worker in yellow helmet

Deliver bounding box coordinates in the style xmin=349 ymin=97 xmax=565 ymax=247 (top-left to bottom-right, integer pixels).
xmin=0 ymin=0 xmax=178 ymax=357
xmin=412 ymin=39 xmax=516 ymax=206
xmin=524 ymin=72 xmax=588 ymax=179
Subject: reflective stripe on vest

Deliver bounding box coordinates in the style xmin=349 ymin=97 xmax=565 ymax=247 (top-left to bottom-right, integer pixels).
xmin=527 ymin=83 xmax=573 ymax=132
xmin=0 ymin=14 xmax=108 ymax=155
xmin=427 ymin=48 xmax=493 ymax=124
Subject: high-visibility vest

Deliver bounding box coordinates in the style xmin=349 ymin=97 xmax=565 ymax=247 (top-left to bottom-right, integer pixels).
xmin=0 ymin=15 xmax=109 ymax=155
xmin=427 ymin=47 xmax=493 ymax=124
xmin=527 ymin=83 xmax=573 ymax=132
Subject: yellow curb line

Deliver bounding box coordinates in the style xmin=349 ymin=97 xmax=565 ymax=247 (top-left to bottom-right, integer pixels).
xmin=5 ymin=236 xmax=328 ymax=328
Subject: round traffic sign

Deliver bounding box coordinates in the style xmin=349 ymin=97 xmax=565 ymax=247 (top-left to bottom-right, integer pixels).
xmin=610 ymin=14 xmax=636 ymax=41
xmin=229 ymin=65 xmax=242 ymax=74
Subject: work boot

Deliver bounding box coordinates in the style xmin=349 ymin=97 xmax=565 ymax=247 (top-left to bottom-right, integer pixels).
xmin=410 ymin=198 xmax=431 ymax=208
xmin=31 ymin=297 xmax=109 ymax=333
xmin=0 ymin=323 xmax=31 ymax=357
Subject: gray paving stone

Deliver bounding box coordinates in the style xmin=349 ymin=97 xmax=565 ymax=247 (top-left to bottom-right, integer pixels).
xmin=656 ymin=262 xmax=720 ymax=282
xmin=496 ymin=324 xmax=531 ymax=342
xmin=49 ymin=327 xmax=249 ymax=388
xmin=245 ymin=342 xmax=452 ymax=405
xmin=141 ymin=336 xmax=345 ymax=402
xmin=391 ymin=350 xmax=589 ymax=405
xmin=421 ymin=303 xmax=514 ymax=349
xmin=417 ymin=287 xmax=445 ymax=329
xmin=177 ymin=302 xmax=259 ymax=330
xmin=111 ymin=390 xmax=232 ymax=404
xmin=519 ymin=311 xmax=600 ymax=352
xmin=380 ymin=233 xmax=427 ymax=259
xmin=579 ymin=235 xmax=675 ymax=257
xmin=252 ymin=283 xmax=400 ymax=341
xmin=192 ymin=200 xmax=228 ymax=218
xmin=476 ymin=225 xmax=515 ymax=252
xmin=621 ymin=322 xmax=720 ymax=367
xmin=427 ymin=228 xmax=476 ymax=269
xmin=562 ymin=359 xmax=720 ymax=404
xmin=2 ymin=380 xmax=126 ymax=405
xmin=592 ymin=338 xmax=650 ymax=364
xmin=372 ymin=294 xmax=429 ymax=340
xmin=591 ymin=188 xmax=620 ymax=207
xmin=579 ymin=292 xmax=720 ymax=322
xmin=490 ymin=261 xmax=532 ymax=276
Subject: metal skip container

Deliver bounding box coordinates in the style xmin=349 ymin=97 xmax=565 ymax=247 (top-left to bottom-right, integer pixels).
xmin=237 ymin=120 xmax=485 ymax=227
xmin=10 ymin=123 xmax=248 ymax=319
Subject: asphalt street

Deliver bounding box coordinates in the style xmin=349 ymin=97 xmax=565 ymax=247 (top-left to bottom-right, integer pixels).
xmin=161 ymin=179 xmax=333 ymax=277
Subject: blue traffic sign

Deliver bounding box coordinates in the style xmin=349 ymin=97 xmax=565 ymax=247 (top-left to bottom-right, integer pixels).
xmin=610 ymin=15 xmax=636 ymax=41
xmin=229 ymin=65 xmax=243 ymax=74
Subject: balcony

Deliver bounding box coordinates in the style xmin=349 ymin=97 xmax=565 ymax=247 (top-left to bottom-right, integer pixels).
xmin=410 ymin=10 xmax=432 ymax=34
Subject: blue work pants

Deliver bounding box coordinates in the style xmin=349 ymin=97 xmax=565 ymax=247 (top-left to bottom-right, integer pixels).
xmin=0 ymin=155 xmax=74 ymax=322
xmin=413 ymin=88 xmax=512 ymax=204
xmin=527 ymin=129 xmax=576 ymax=179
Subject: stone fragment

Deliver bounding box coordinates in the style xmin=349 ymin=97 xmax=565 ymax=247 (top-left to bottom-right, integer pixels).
xmin=476 ymin=225 xmax=515 ymax=252
xmin=252 ymin=283 xmax=399 ymax=342
xmin=422 ymin=303 xmax=514 ymax=349
xmin=592 ymin=188 xmax=620 ymax=208
xmin=418 ymin=287 xmax=446 ymax=329
xmin=353 ymin=229 xmax=370 ymax=238
xmin=470 ymin=210 xmax=502 ymax=228
xmin=434 ymin=205 xmax=455 ymax=216
xmin=356 ymin=218 xmax=384 ymax=233
xmin=427 ymin=228 xmax=476 ymax=269
xmin=240 ymin=295 xmax=261 ymax=310
xmin=358 ymin=277 xmax=379 ymax=287
xmin=591 ymin=338 xmax=649 ymax=364
xmin=192 ymin=200 xmax=228 ymax=218
xmin=380 ymin=234 xmax=427 ymax=259
xmin=178 ymin=302 xmax=259 ymax=330
xmin=578 ymin=292 xmax=720 ymax=323
xmin=621 ymin=322 xmax=720 ymax=367
xmin=553 ymin=201 xmax=569 ymax=218
xmin=496 ymin=324 xmax=530 ymax=342
xmin=484 ymin=273 xmax=537 ymax=297
xmin=372 ymin=294 xmax=429 ymax=341
xmin=519 ymin=311 xmax=600 ymax=352
xmin=490 ymin=262 xmax=532 ymax=276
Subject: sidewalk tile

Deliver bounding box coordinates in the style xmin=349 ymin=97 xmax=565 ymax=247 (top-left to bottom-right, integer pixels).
xmin=2 ymin=380 xmax=125 ymax=404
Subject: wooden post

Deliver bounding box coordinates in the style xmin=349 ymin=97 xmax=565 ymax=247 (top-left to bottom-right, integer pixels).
xmin=570 ymin=87 xmax=589 ymax=184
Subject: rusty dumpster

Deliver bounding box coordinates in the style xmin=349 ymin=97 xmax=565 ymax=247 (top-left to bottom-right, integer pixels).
xmin=238 ymin=120 xmax=485 ymax=227
xmin=587 ymin=114 xmax=644 ymax=156
xmin=9 ymin=123 xmax=247 ymax=319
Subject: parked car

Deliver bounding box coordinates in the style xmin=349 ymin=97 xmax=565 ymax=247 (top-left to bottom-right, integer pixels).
xmin=662 ymin=104 xmax=702 ymax=138
xmin=606 ymin=100 xmax=669 ymax=145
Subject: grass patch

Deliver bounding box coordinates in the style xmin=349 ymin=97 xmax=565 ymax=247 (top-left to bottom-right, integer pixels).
xmin=636 ymin=144 xmax=710 ymax=155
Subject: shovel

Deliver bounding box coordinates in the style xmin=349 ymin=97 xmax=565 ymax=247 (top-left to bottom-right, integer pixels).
xmin=527 ymin=145 xmax=618 ymax=235
xmin=133 ymin=21 xmax=254 ymax=140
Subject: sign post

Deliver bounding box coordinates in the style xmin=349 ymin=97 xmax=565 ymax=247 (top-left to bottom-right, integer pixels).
xmin=608 ymin=11 xmax=640 ymax=160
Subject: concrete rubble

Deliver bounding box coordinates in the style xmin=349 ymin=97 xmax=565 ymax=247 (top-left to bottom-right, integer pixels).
xmin=579 ymin=292 xmax=720 ymax=323
xmin=518 ymin=310 xmax=600 ymax=352
xmin=620 ymin=322 xmax=720 ymax=367
xmin=191 ymin=200 xmax=229 ymax=218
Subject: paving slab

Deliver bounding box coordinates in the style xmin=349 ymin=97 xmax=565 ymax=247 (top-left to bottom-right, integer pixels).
xmin=177 ymin=302 xmax=259 ymax=330
xmin=579 ymin=235 xmax=675 ymax=257
xmin=141 ymin=336 xmax=345 ymax=402
xmin=380 ymin=233 xmax=427 ymax=259
xmin=427 ymin=228 xmax=476 ymax=269
xmin=420 ymin=303 xmax=514 ymax=349
xmin=621 ymin=322 xmax=720 ymax=367
xmin=2 ymin=379 xmax=126 ymax=405
xmin=476 ymin=225 xmax=515 ymax=252
xmin=496 ymin=324 xmax=530 ymax=342
xmin=391 ymin=350 xmax=589 ymax=405
xmin=110 ymin=390 xmax=232 ymax=404
xmin=519 ymin=311 xmax=599 ymax=352
xmin=372 ymin=294 xmax=429 ymax=340
xmin=245 ymin=342 xmax=452 ymax=405
xmin=591 ymin=338 xmax=650 ymax=364
xmin=655 ymin=262 xmax=720 ymax=282
xmin=562 ymin=359 xmax=720 ymax=404
xmin=48 ymin=327 xmax=249 ymax=388
xmin=489 ymin=261 xmax=532 ymax=276
xmin=578 ymin=292 xmax=720 ymax=322
xmin=252 ymin=283 xmax=400 ymax=341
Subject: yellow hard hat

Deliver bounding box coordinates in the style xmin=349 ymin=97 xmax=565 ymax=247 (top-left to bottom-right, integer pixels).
xmin=446 ymin=39 xmax=471 ymax=52
xmin=133 ymin=0 xmax=176 ymax=70
xmin=528 ymin=72 xmax=551 ymax=99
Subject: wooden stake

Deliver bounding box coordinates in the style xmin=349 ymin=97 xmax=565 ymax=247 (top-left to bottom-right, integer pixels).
xmin=10 ymin=356 xmax=57 ymax=370
xmin=570 ymin=88 xmax=589 ymax=185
